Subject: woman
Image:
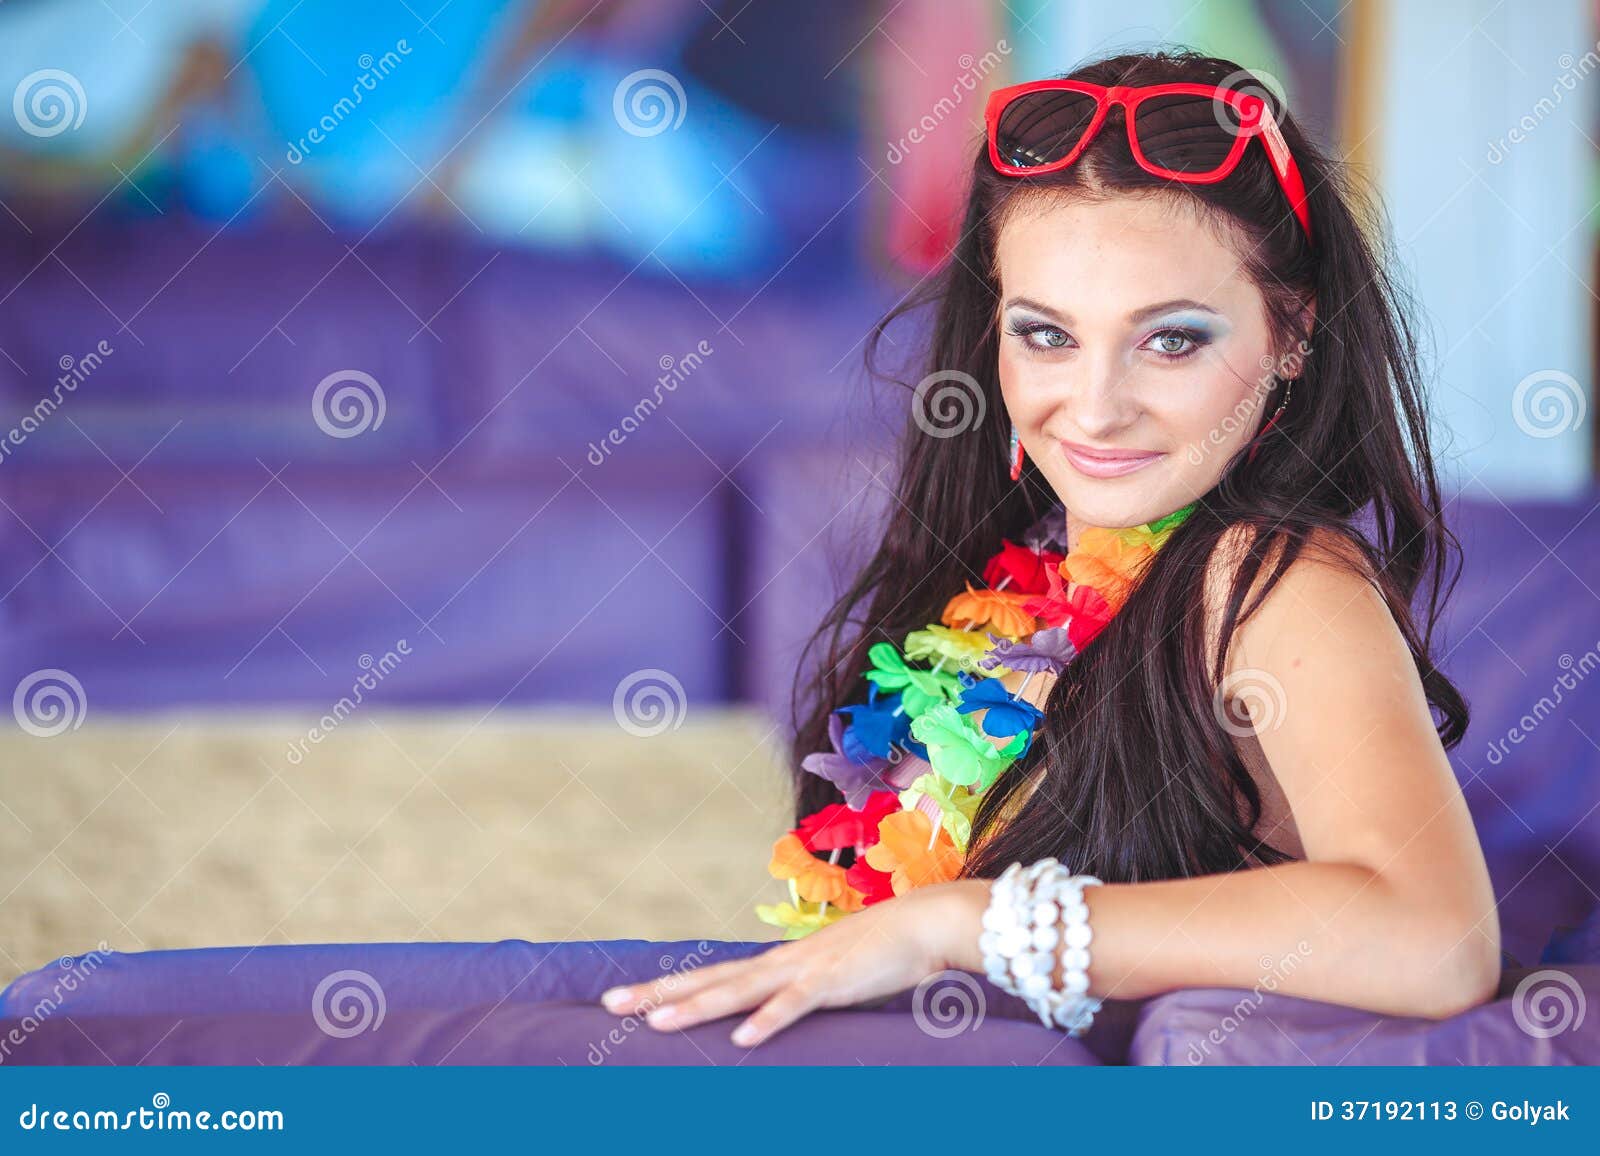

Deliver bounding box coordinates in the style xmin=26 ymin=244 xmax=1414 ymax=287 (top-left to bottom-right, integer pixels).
xmin=599 ymin=48 xmax=1500 ymax=1048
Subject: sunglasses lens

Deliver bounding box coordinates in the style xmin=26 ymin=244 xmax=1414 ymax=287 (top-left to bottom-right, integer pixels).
xmin=993 ymin=89 xmax=1099 ymax=168
xmin=1130 ymin=93 xmax=1245 ymax=176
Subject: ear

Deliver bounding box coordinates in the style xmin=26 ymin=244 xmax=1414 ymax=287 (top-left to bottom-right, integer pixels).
xmin=1284 ymin=295 xmax=1316 ymax=379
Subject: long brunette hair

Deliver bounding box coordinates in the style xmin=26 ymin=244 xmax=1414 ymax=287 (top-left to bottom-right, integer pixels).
xmin=788 ymin=49 xmax=1467 ymax=883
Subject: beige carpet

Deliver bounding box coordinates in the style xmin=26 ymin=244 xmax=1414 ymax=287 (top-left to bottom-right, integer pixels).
xmin=0 ymin=707 xmax=793 ymax=988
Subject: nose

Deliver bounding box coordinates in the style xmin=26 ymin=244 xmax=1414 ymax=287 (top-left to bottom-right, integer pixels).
xmin=1064 ymin=353 xmax=1140 ymax=442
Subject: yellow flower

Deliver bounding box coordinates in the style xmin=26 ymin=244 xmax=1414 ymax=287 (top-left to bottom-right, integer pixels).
xmin=755 ymin=881 xmax=850 ymax=939
xmin=899 ymin=772 xmax=984 ymax=853
xmin=904 ymin=624 xmax=1010 ymax=678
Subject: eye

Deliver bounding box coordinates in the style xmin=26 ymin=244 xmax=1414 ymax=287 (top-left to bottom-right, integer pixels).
xmin=1142 ymin=326 xmax=1208 ymax=361
xmin=1005 ymin=320 xmax=1072 ymax=354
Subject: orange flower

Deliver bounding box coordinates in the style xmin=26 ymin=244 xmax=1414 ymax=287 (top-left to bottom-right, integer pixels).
xmin=1059 ymin=528 xmax=1155 ymax=614
xmin=863 ymin=809 xmax=962 ymax=895
xmin=768 ymin=833 xmax=856 ymax=906
xmin=940 ymin=584 xmax=1037 ymax=639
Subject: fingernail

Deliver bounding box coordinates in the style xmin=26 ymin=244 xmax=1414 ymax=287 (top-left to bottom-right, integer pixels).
xmin=731 ymin=1022 xmax=757 ymax=1046
xmin=647 ymin=1005 xmax=677 ymax=1027
xmin=600 ymin=987 xmax=630 ymax=1010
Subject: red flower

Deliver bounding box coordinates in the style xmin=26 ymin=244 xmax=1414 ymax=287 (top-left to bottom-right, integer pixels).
xmin=1022 ymin=556 xmax=1117 ymax=648
xmin=1065 ymin=581 xmax=1113 ymax=650
xmin=844 ymin=858 xmax=897 ymax=906
xmin=983 ymin=541 xmax=1065 ymax=596
xmin=796 ymin=790 xmax=900 ymax=851
xmin=1022 ymin=562 xmax=1073 ymax=628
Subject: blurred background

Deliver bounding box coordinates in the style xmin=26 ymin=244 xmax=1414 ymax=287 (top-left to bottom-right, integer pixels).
xmin=0 ymin=0 xmax=1596 ymax=986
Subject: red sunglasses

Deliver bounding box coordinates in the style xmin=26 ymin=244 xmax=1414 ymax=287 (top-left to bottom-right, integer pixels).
xmin=984 ymin=79 xmax=1313 ymax=244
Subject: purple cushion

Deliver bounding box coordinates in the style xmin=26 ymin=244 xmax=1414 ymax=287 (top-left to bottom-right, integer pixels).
xmin=1129 ymin=964 xmax=1600 ymax=1065
xmin=0 ymin=1002 xmax=1099 ymax=1066
xmin=1543 ymin=907 xmax=1600 ymax=964
xmin=0 ymin=939 xmax=1105 ymax=1066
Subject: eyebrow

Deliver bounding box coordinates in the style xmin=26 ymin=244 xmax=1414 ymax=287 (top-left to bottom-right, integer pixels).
xmin=1002 ymin=296 xmax=1222 ymax=326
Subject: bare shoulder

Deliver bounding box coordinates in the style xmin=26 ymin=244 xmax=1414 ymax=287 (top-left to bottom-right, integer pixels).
xmin=1200 ymin=522 xmax=1394 ymax=678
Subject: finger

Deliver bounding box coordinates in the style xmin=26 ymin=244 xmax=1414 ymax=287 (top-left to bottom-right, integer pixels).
xmin=599 ymin=951 xmax=786 ymax=1016
xmin=730 ymin=978 xmax=823 ymax=1048
xmin=642 ymin=963 xmax=794 ymax=1033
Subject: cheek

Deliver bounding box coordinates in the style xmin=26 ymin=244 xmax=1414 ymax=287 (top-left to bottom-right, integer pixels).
xmin=1156 ymin=351 xmax=1267 ymax=450
xmin=997 ymin=345 xmax=1057 ymax=426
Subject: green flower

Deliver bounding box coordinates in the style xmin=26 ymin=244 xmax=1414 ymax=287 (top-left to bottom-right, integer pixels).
xmin=863 ymin=642 xmax=963 ymax=718
xmin=909 ymin=703 xmax=1025 ymax=793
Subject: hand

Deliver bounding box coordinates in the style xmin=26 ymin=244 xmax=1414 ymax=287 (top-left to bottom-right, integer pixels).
xmin=598 ymin=878 xmax=988 ymax=1047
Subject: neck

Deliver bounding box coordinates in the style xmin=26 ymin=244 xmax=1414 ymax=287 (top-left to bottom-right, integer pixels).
xmin=1060 ymin=504 xmax=1189 ymax=553
xmin=1064 ymin=510 xmax=1084 ymax=553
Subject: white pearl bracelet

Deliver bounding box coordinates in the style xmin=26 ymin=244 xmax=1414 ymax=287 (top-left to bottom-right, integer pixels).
xmin=978 ymin=857 xmax=1104 ymax=1035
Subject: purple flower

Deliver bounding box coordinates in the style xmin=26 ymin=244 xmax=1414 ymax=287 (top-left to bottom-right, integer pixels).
xmin=1022 ymin=504 xmax=1068 ymax=552
xmin=980 ymin=626 xmax=1076 ymax=675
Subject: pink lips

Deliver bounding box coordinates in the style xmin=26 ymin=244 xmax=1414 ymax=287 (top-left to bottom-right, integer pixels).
xmin=1059 ymin=440 xmax=1166 ymax=479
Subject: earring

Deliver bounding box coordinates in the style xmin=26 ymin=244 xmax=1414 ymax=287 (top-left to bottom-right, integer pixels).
xmin=1271 ymin=375 xmax=1295 ymax=421
xmin=1246 ymin=377 xmax=1296 ymax=466
xmin=1008 ymin=423 xmax=1025 ymax=481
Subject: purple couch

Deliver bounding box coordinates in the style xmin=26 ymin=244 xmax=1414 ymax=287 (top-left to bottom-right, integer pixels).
xmin=2 ymin=935 xmax=1595 ymax=1064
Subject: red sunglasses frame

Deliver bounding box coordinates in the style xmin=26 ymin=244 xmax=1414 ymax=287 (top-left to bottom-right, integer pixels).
xmin=984 ymin=79 xmax=1314 ymax=244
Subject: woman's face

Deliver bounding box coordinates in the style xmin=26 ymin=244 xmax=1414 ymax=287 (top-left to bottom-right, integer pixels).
xmin=995 ymin=192 xmax=1290 ymax=530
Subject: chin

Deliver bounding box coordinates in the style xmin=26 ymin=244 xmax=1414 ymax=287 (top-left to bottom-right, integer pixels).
xmin=1052 ymin=473 xmax=1196 ymax=530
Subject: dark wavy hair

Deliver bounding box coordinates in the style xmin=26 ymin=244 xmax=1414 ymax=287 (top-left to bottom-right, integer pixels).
xmin=786 ymin=48 xmax=1467 ymax=884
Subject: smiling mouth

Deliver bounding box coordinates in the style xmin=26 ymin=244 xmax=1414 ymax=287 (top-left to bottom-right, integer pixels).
xmin=1059 ymin=441 xmax=1167 ymax=479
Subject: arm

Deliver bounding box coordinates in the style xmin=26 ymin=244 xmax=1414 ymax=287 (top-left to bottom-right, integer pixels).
xmin=940 ymin=538 xmax=1500 ymax=1020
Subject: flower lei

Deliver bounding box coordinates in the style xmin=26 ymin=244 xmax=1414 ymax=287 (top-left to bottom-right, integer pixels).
xmin=756 ymin=501 xmax=1195 ymax=938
